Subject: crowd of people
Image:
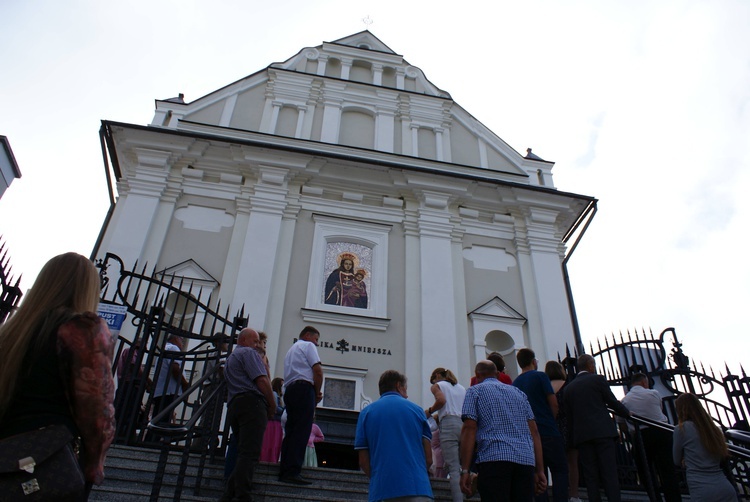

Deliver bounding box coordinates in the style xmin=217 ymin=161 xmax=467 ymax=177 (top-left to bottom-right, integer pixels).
xmin=0 ymin=252 xmax=742 ymax=502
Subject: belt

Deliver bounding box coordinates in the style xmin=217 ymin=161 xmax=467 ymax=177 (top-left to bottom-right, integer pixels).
xmin=287 ymin=380 xmax=313 ymax=387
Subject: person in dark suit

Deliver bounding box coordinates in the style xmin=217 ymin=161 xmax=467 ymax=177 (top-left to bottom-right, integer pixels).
xmin=563 ymin=354 xmax=630 ymax=502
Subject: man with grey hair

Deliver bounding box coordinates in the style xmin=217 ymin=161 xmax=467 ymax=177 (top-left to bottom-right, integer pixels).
xmin=221 ymin=328 xmax=277 ymax=502
xmin=460 ymin=360 xmax=547 ymax=500
xmin=564 ymin=354 xmax=630 ymax=502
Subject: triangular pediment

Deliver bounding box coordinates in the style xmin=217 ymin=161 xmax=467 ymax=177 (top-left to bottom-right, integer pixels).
xmin=328 ymin=30 xmax=398 ymax=55
xmin=156 ymin=259 xmax=219 ymax=289
xmin=150 ymin=31 xmax=550 ymax=184
xmin=469 ymin=297 xmax=526 ymax=321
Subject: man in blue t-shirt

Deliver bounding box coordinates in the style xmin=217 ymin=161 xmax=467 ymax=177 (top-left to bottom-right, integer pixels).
xmin=513 ymin=348 xmax=568 ymax=502
xmin=355 ymin=370 xmax=433 ymax=502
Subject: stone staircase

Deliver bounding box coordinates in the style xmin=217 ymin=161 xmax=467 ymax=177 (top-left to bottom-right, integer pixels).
xmin=90 ymin=444 xmax=458 ymax=501
xmin=91 ymin=444 xmax=665 ymax=501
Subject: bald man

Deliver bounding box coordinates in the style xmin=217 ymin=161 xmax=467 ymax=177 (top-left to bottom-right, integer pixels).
xmin=220 ymin=328 xmax=276 ymax=502
xmin=460 ymin=360 xmax=547 ymax=501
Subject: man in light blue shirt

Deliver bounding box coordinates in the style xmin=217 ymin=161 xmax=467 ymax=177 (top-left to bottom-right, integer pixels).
xmin=460 ymin=360 xmax=546 ymax=500
xmin=355 ymin=370 xmax=433 ymax=502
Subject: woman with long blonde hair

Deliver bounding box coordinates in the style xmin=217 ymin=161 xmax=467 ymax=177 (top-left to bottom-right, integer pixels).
xmin=0 ymin=252 xmax=116 ymax=495
xmin=673 ymin=393 xmax=738 ymax=501
xmin=425 ymin=367 xmax=466 ymax=502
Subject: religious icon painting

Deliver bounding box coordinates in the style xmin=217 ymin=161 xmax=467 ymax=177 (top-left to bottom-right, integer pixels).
xmin=323 ymin=242 xmax=372 ymax=309
xmin=304 ymin=215 xmax=390 ymax=325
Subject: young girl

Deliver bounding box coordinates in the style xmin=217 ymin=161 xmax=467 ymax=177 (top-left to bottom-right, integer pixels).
xmin=304 ymin=418 xmax=324 ymax=467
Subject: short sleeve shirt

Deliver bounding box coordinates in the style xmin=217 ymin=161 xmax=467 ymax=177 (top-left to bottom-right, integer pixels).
xmin=154 ymin=341 xmax=183 ymax=397
xmin=513 ymin=370 xmax=560 ymax=437
xmin=355 ymin=392 xmax=433 ymax=501
xmin=462 ymin=378 xmax=535 ymax=466
xmin=224 ymin=346 xmax=268 ymax=403
xmin=283 ymin=339 xmax=321 ymax=388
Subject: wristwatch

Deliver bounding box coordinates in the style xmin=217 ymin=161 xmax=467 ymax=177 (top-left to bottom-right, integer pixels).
xmin=460 ymin=469 xmax=469 ymax=475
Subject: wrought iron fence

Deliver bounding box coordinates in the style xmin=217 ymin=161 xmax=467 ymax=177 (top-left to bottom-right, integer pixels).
xmin=560 ymin=327 xmax=750 ymax=499
xmin=97 ymin=252 xmax=247 ymax=500
xmin=0 ymin=239 xmax=23 ymax=323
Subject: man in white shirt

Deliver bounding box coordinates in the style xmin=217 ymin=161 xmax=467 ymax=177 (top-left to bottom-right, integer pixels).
xmin=150 ymin=334 xmax=188 ymax=435
xmin=620 ymin=373 xmax=681 ymax=502
xmin=279 ymin=326 xmax=323 ymax=485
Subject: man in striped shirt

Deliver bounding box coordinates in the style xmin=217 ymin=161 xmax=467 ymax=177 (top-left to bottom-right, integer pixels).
xmin=459 ymin=360 xmax=546 ymax=501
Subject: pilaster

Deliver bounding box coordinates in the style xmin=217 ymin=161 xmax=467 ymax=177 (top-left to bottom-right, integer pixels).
xmin=513 ymin=205 xmax=575 ymax=361
xmin=415 ymin=191 xmax=460 ymax=405
xmin=230 ymin=165 xmax=291 ymax=329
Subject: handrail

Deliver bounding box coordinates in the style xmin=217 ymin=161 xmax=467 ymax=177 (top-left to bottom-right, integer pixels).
xmin=145 ymin=362 xmax=226 ymax=502
xmin=623 ymin=410 xmax=750 ymax=461
xmin=146 ymin=366 xmax=220 ymax=438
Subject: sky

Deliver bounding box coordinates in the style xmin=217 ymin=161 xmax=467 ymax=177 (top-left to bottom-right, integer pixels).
xmin=1 ymin=0 xmax=748 ymax=371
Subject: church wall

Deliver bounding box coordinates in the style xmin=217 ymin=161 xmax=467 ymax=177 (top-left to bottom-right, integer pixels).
xmin=157 ymin=195 xmax=234 ymax=283
xmin=461 ymin=239 xmax=525 ymax=319
xmin=417 ymin=127 xmax=437 ymax=160
xmin=486 ymin=145 xmax=515 ymax=172
xmin=339 ymin=110 xmax=375 ymax=149
xmin=450 ymin=120 xmax=481 ymax=167
xmin=228 ymin=87 xmax=265 ymax=131
xmin=274 ymin=209 xmax=316 ymax=373
xmin=269 ymin=206 xmax=409 ymax=403
xmin=310 ymin=102 xmax=325 ymax=142
xmin=394 ymin=116 xmax=403 ymax=154
xmin=112 ymin=30 xmax=594 ymax=418
xmin=186 ymin=101 xmax=224 ymax=125
xmin=275 ymin=106 xmax=298 ymax=138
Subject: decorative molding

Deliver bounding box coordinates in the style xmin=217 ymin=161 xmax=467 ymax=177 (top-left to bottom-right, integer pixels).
xmin=300 ymin=308 xmax=390 ymax=331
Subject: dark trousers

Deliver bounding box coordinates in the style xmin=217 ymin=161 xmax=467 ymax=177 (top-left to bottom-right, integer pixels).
xmin=222 ymin=393 xmax=268 ymax=501
xmin=578 ymin=437 xmax=621 ymax=502
xmin=633 ymin=428 xmax=682 ymax=502
xmin=145 ymin=394 xmax=176 ymax=443
xmin=477 ymin=460 xmax=534 ymax=501
xmin=538 ymin=435 xmax=569 ymax=502
xmin=279 ymin=381 xmax=315 ymax=478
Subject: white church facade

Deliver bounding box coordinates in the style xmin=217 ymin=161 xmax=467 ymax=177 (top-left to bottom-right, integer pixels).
xmin=95 ymin=31 xmax=596 ymax=409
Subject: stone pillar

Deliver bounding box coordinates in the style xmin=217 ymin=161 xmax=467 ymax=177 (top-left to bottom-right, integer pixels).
xmin=340 ymin=58 xmax=352 ymax=80
xmin=98 ymin=147 xmax=173 ymax=268
xmin=316 ymin=54 xmax=328 ymax=76
xmin=435 ymin=128 xmax=444 ymax=162
xmin=218 ymin=196 xmax=252 ymax=311
xmin=320 ymin=87 xmax=344 ymax=143
xmin=268 ymin=101 xmax=283 ymax=135
xmin=372 ymin=63 xmax=383 ymax=86
xmin=416 ymin=190 xmax=460 ymax=406
xmin=228 ymin=166 xmax=291 ymax=330
xmin=375 ymin=108 xmax=395 ymax=153
xmin=514 ymin=203 xmax=575 ymax=362
xmin=295 ymin=106 xmax=307 ymax=138
xmin=410 ymin=124 xmax=419 ymax=157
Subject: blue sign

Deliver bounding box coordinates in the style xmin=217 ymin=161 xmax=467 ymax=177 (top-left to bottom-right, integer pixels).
xmin=97 ymin=303 xmax=128 ymax=336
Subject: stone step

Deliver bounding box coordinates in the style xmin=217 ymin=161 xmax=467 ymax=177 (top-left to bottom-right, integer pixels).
xmin=91 ymin=444 xmax=456 ymax=501
xmin=91 ymin=445 xmax=669 ymax=501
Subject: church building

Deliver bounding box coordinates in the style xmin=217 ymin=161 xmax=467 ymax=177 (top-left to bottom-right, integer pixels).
xmin=95 ymin=31 xmax=596 ymax=413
